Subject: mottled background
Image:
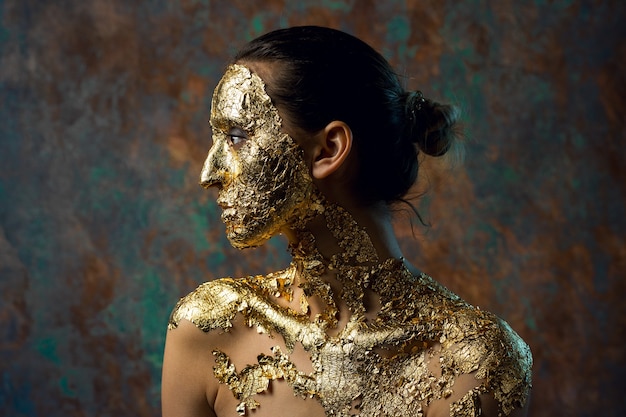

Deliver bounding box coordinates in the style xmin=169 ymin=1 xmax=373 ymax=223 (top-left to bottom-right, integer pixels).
xmin=0 ymin=0 xmax=624 ymax=416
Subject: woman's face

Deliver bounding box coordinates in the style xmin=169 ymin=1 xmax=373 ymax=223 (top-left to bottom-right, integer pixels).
xmin=201 ymin=64 xmax=318 ymax=248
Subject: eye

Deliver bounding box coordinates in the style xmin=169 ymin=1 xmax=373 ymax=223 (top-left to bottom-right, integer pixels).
xmin=227 ymin=127 xmax=248 ymax=149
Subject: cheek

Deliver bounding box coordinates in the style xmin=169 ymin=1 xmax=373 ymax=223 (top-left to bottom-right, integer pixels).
xmin=231 ymin=128 xmax=313 ymax=210
xmin=239 ymin=146 xmax=289 ymax=197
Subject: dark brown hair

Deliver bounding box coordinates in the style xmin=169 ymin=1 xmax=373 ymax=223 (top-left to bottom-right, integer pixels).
xmin=235 ymin=26 xmax=460 ymax=205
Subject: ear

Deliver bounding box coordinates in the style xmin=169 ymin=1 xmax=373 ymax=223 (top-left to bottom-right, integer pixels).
xmin=310 ymin=121 xmax=353 ymax=180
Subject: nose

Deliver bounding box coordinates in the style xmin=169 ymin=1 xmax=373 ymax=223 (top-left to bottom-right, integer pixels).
xmin=200 ymin=140 xmax=232 ymax=189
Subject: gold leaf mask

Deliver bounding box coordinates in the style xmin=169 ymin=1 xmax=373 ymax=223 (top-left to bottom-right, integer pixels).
xmin=201 ymin=64 xmax=318 ymax=248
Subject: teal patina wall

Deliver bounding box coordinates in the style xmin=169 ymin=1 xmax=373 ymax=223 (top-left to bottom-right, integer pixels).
xmin=1 ymin=1 xmax=624 ymax=416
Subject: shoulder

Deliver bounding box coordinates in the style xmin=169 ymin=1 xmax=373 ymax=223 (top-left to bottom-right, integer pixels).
xmin=411 ymin=273 xmax=532 ymax=415
xmin=168 ymin=277 xmax=252 ymax=333
xmin=441 ymin=306 xmax=533 ymax=416
xmin=443 ymin=306 xmax=532 ymax=378
xmin=163 ymin=277 xmax=257 ymax=416
xmin=162 ymin=318 xmax=218 ymax=417
xmin=414 ymin=274 xmax=532 ymax=387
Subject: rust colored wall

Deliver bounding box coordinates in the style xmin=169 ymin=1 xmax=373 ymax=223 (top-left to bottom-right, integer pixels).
xmin=1 ymin=1 xmax=624 ymax=416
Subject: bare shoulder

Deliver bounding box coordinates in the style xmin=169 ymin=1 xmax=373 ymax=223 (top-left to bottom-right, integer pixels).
xmin=162 ymin=277 xmax=251 ymax=417
xmin=162 ymin=318 xmax=218 ymax=417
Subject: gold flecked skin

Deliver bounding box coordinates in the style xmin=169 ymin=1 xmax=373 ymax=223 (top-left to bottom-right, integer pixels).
xmin=169 ymin=64 xmax=532 ymax=416
xmin=199 ymin=64 xmax=320 ymax=249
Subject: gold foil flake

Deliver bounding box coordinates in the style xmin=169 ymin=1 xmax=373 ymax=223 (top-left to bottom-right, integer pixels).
xmin=326 ymin=204 xmax=379 ymax=265
xmin=170 ymin=64 xmax=532 ymax=416
xmin=251 ymin=268 xmax=295 ymax=301
xmin=450 ymin=386 xmax=485 ymax=417
xmin=213 ymin=346 xmax=315 ymax=415
xmin=290 ymin=227 xmax=339 ymax=329
xmin=168 ymin=279 xmax=242 ymax=332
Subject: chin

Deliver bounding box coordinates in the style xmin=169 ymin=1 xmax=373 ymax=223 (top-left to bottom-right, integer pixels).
xmin=225 ymin=224 xmax=275 ymax=250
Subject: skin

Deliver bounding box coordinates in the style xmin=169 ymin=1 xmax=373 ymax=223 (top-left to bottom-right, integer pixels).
xmin=161 ymin=62 xmax=530 ymax=417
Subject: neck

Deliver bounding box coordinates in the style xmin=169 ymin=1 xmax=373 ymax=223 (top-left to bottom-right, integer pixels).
xmin=279 ymin=199 xmax=409 ymax=328
xmin=283 ymin=200 xmax=403 ymax=265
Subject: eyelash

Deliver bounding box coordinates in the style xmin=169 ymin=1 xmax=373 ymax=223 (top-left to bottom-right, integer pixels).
xmin=227 ymin=134 xmax=246 ymax=146
xmin=224 ymin=127 xmax=248 ymax=148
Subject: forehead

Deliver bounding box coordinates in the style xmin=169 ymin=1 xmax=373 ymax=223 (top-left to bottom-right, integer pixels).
xmin=210 ymin=64 xmax=282 ymax=133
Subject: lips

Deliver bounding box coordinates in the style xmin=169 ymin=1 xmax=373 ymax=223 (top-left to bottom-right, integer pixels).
xmin=221 ymin=207 xmax=236 ymax=220
xmin=216 ymin=193 xmax=230 ymax=209
xmin=217 ymin=197 xmax=237 ymax=223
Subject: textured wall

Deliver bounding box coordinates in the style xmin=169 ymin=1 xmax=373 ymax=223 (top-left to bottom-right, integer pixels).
xmin=0 ymin=1 xmax=624 ymax=416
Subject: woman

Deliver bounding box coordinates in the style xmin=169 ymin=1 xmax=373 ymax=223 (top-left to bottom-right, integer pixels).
xmin=162 ymin=26 xmax=532 ymax=417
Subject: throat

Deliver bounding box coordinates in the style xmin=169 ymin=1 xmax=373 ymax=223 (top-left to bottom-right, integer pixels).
xmin=282 ymin=202 xmax=405 ymax=332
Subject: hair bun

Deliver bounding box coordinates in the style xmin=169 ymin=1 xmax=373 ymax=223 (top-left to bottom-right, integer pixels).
xmin=405 ymin=91 xmax=460 ymax=157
